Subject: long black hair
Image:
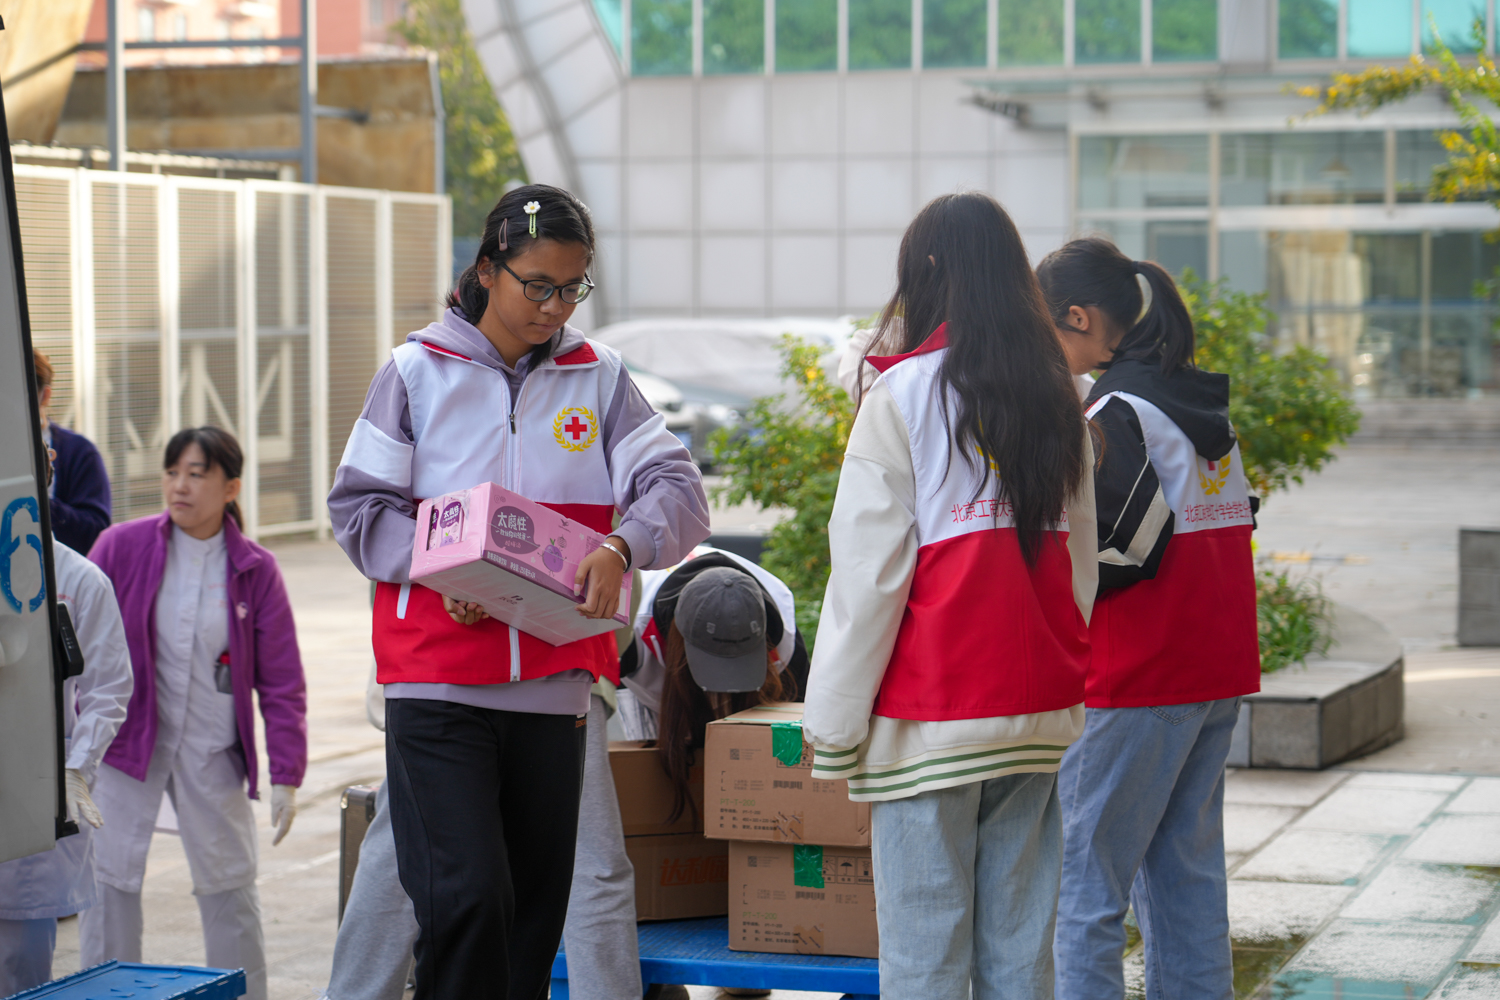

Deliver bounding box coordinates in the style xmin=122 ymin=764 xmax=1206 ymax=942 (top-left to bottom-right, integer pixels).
xmin=1036 ymin=236 xmax=1196 ymax=373
xmin=448 ymin=183 xmax=596 ymax=361
xmin=875 ymin=192 xmax=1086 ymax=564
xmin=164 ymin=426 xmax=244 ymax=528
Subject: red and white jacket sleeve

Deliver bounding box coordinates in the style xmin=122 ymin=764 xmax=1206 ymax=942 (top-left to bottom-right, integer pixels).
xmin=801 ymin=379 xmax=920 ymax=752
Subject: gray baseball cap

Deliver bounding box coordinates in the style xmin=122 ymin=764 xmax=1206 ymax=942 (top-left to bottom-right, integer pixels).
xmin=674 ymin=566 xmax=767 ymax=693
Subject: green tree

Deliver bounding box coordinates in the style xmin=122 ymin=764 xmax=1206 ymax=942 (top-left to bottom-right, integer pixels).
xmin=395 ymin=0 xmax=525 ymax=237
xmin=1184 ymin=273 xmax=1362 ymax=495
xmin=1299 ymin=30 xmax=1497 ymax=207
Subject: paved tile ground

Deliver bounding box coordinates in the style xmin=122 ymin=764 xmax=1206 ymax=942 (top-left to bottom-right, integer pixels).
xmin=34 ymin=443 xmax=1500 ymax=1000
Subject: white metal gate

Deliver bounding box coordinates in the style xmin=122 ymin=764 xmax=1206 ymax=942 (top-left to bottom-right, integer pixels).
xmin=13 ymin=165 xmax=451 ymax=542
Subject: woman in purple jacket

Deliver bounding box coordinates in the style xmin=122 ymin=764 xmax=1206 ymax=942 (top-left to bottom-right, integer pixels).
xmin=79 ymin=427 xmax=308 ymax=1000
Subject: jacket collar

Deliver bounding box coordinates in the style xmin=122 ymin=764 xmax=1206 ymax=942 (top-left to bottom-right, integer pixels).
xmin=151 ymin=509 xmax=261 ymax=575
xmin=410 ymin=308 xmax=593 ymax=372
xmin=865 ymin=323 xmax=948 ymax=374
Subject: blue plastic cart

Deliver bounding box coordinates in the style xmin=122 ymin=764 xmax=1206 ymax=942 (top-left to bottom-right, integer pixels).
xmin=2 ymin=962 xmax=245 ymax=1000
xmin=551 ymin=917 xmax=878 ymax=999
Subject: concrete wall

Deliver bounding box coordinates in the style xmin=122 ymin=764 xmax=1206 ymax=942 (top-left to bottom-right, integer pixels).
xmin=0 ymin=0 xmax=94 ymax=143
xmin=55 ymin=57 xmax=441 ymax=193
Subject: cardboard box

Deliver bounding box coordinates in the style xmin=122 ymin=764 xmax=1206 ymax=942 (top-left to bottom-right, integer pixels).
xmin=409 ymin=483 xmax=631 ymax=646
xmin=626 ymin=833 xmax=729 ymax=921
xmin=609 ymin=741 xmax=704 ymax=836
xmin=704 ymin=704 xmax=871 ymax=847
xmin=728 ymin=841 xmax=878 ymax=958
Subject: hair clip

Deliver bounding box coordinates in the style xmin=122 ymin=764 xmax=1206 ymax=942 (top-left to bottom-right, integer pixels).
xmin=1134 ymin=271 xmax=1153 ymax=326
xmin=524 ymin=200 xmax=540 ymax=237
xmin=496 ymin=217 xmax=508 ymax=251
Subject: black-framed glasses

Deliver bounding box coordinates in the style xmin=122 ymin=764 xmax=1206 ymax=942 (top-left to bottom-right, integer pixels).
xmin=500 ymin=261 xmax=594 ymax=304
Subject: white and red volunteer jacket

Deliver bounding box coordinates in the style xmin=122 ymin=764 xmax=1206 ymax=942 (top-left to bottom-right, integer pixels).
xmin=328 ymin=308 xmax=711 ymax=687
xmin=803 ymin=325 xmax=1097 ymax=801
xmin=1083 ymin=358 xmax=1261 ymax=707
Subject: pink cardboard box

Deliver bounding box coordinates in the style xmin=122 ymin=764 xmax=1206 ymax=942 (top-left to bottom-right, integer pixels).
xmin=409 ymin=483 xmax=631 ymax=646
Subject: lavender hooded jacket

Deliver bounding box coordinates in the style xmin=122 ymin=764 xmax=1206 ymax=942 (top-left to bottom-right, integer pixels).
xmin=90 ymin=511 xmax=308 ymax=799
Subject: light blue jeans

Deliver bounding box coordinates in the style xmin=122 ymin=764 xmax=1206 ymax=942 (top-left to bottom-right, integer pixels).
xmin=872 ymin=771 xmax=1062 ymax=1000
xmin=1053 ymin=697 xmax=1241 ymax=1000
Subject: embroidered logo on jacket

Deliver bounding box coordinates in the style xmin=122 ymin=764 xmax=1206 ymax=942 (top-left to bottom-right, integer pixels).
xmin=1198 ymin=452 xmax=1233 ymax=496
xmin=553 ymin=406 xmax=599 ymax=452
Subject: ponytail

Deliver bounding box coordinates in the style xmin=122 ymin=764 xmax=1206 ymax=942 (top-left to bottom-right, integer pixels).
xmin=1036 ymin=236 xmax=1197 ymax=374
xmin=164 ymin=426 xmax=244 ymax=528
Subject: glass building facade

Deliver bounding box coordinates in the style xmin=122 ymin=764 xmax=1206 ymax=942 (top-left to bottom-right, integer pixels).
xmin=463 ymin=0 xmax=1498 ymax=398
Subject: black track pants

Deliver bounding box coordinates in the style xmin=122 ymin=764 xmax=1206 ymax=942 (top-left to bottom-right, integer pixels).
xmin=385 ymin=698 xmax=587 ymax=1000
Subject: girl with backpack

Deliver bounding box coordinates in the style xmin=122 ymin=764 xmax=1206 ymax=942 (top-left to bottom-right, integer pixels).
xmin=802 ymin=192 xmax=1098 ymax=998
xmin=1039 ymin=237 xmax=1259 ymax=1000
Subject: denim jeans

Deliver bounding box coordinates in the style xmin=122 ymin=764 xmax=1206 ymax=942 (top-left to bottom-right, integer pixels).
xmin=1054 ymin=697 xmax=1241 ymax=1000
xmin=872 ymin=771 xmax=1062 ymax=1000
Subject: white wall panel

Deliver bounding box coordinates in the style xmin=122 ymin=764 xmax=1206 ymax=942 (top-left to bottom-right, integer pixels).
xmin=919 ymin=157 xmax=990 ymax=203
xmin=700 ymin=79 xmax=767 ymax=158
xmin=526 ymin=4 xmax=598 ymax=66
xmin=992 ymin=151 xmax=1068 ymax=231
xmin=844 ymin=74 xmax=915 ymax=156
xmin=844 ymin=233 xmax=900 ymax=314
xmin=769 ymin=77 xmax=841 ymax=156
xmin=627 ymin=162 xmax=695 ymax=232
xmin=771 ymin=160 xmax=840 ymax=230
xmin=627 ymin=82 xmax=696 ymax=158
xmin=770 ymin=235 xmax=838 ymax=309
xmin=918 ymin=76 xmax=993 ymax=155
xmin=627 ymin=236 xmax=696 ymax=308
xmin=576 ymin=161 xmax=623 ymax=230
xmin=518 ymin=135 xmax=571 ymax=187
xmin=566 ymin=91 xmax=624 ymax=159
xmin=460 ymin=0 xmax=504 ymax=41
xmin=845 ymin=159 xmax=913 ymax=229
xmin=541 ymin=35 xmax=620 ymax=116
xmin=701 ymin=162 xmax=766 ymax=230
xmin=1019 ymin=226 xmax=1071 ymax=264
xmin=701 ymin=237 xmax=768 ymax=309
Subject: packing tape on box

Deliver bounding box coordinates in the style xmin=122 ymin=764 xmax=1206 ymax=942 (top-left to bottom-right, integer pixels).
xmin=771 ymin=720 xmax=804 ymax=767
xmin=793 ymin=844 xmax=824 ymax=888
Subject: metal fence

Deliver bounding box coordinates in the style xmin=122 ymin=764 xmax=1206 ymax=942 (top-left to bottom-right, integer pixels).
xmin=13 ymin=164 xmax=451 ymax=541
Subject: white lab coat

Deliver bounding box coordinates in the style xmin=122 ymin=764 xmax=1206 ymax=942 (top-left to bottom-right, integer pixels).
xmin=90 ymin=525 xmax=258 ymax=896
xmin=0 ymin=542 xmax=133 ymax=921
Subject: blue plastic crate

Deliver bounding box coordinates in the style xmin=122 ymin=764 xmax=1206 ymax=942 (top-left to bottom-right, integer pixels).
xmin=552 ymin=917 xmax=878 ymax=999
xmin=3 ymin=961 xmax=246 ymax=1000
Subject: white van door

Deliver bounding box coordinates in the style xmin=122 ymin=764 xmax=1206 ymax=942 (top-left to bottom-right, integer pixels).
xmin=0 ymin=81 xmax=64 ymax=864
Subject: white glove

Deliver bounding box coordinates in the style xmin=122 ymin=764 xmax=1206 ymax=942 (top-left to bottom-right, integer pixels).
xmin=65 ymin=768 xmax=103 ymax=829
xmin=271 ymin=784 xmax=297 ymax=846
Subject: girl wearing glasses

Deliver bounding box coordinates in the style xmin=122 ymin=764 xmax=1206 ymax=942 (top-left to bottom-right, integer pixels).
xmin=328 ymin=183 xmax=711 ymax=1000
xmin=802 ymin=193 xmax=1096 ymax=998
xmin=1040 ymin=238 xmax=1258 ymax=1000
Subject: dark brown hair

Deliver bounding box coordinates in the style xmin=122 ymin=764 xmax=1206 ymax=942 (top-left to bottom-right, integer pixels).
xmin=1036 ymin=236 xmax=1197 ymax=374
xmin=164 ymin=426 xmax=244 ymax=528
xmin=874 ymin=192 xmax=1087 ymax=564
xmin=656 ymin=622 xmax=791 ymax=824
xmin=33 ymin=348 xmax=52 ymax=393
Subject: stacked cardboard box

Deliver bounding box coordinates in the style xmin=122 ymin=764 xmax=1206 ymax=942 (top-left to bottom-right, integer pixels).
xmin=704 ymin=703 xmax=878 ymax=959
xmin=609 ymin=741 xmax=728 ymax=921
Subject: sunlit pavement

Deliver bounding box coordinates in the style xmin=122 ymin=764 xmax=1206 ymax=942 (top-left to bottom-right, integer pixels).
xmin=38 ymin=443 xmax=1500 ymax=999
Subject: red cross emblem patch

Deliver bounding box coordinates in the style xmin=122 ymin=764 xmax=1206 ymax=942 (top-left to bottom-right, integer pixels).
xmin=552 ymin=406 xmax=599 ymax=452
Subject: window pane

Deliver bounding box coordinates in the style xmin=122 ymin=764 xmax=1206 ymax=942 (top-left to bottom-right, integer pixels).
xmin=1423 ymin=0 xmax=1485 ymax=52
xmin=1220 ymin=132 xmax=1386 ymax=206
xmin=1395 ymin=130 xmax=1487 ymax=201
xmin=1153 ymin=0 xmax=1216 ymax=60
xmin=1348 ymin=0 xmax=1412 ymax=57
xmin=850 ymin=0 xmax=913 ymax=69
xmin=1074 ymin=219 xmax=1209 ymax=277
xmin=1279 ymin=0 xmax=1337 ymax=57
xmin=633 ymin=0 xmax=692 ymax=74
xmin=998 ymin=0 xmax=1064 ymax=64
xmin=1077 ymin=135 xmax=1210 ymax=210
xmin=706 ymin=0 xmax=764 ymax=72
xmin=777 ymin=0 xmax=838 ymax=70
xmin=593 ymin=0 xmax=624 ymax=54
xmin=924 ymin=0 xmax=987 ymax=67
xmin=1076 ymin=0 xmax=1141 ymax=63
